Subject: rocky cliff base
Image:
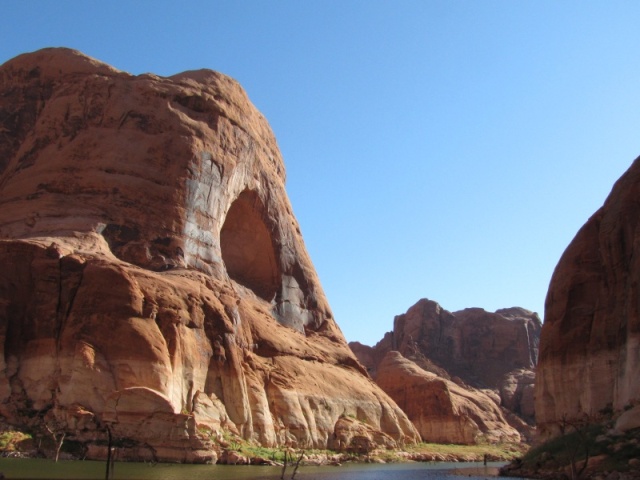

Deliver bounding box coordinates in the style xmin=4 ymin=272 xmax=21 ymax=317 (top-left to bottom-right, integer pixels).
xmin=502 ymin=407 xmax=640 ymax=479
xmin=0 ymin=236 xmax=419 ymax=462
xmin=0 ymin=418 xmax=526 ymax=465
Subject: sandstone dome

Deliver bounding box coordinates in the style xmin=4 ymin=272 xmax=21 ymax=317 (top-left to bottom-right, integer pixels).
xmin=0 ymin=48 xmax=419 ymax=462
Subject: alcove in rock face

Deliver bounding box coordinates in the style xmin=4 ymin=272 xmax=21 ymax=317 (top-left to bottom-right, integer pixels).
xmin=220 ymin=189 xmax=281 ymax=301
xmin=0 ymin=48 xmax=421 ymax=459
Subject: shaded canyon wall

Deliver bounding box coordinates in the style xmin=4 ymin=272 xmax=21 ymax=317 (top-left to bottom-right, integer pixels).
xmin=536 ymin=156 xmax=640 ymax=439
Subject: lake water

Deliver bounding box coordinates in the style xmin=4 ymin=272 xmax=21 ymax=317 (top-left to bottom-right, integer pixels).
xmin=0 ymin=458 xmax=524 ymax=480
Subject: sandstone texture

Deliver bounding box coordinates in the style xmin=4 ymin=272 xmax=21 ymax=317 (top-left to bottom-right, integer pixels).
xmin=536 ymin=156 xmax=640 ymax=440
xmin=375 ymin=352 xmax=521 ymax=445
xmin=350 ymin=299 xmax=541 ymax=443
xmin=0 ymin=48 xmax=419 ymax=461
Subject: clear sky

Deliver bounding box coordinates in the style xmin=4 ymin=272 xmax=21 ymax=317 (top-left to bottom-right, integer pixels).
xmin=2 ymin=1 xmax=639 ymax=345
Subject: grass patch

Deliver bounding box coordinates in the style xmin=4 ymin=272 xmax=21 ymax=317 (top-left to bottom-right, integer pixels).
xmin=240 ymin=444 xmax=287 ymax=462
xmin=408 ymin=442 xmax=527 ymax=460
xmin=235 ymin=440 xmax=336 ymax=463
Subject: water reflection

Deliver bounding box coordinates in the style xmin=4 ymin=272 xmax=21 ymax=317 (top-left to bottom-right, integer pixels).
xmin=0 ymin=458 xmax=521 ymax=480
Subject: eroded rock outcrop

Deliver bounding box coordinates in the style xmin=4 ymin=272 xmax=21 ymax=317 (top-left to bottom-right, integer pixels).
xmin=350 ymin=299 xmax=541 ymax=443
xmin=0 ymin=48 xmax=419 ymax=461
xmin=536 ymin=156 xmax=640 ymax=440
xmin=391 ymin=301 xmax=540 ymax=388
xmin=376 ymin=352 xmax=521 ymax=444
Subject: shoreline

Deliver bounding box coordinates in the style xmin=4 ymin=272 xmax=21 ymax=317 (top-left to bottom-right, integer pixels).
xmin=1 ymin=442 xmax=526 ymax=467
xmin=0 ymin=424 xmax=528 ymax=467
xmin=0 ymin=457 xmax=512 ymax=480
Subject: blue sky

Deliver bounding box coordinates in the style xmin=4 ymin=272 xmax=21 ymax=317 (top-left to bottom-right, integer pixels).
xmin=2 ymin=1 xmax=639 ymax=345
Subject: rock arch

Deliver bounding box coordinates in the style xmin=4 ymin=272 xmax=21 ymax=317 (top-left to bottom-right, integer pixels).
xmin=220 ymin=190 xmax=280 ymax=301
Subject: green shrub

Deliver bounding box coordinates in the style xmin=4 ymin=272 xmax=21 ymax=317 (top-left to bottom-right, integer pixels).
xmin=0 ymin=430 xmax=33 ymax=451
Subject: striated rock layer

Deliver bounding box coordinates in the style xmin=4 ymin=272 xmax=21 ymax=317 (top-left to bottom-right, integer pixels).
xmin=0 ymin=48 xmax=419 ymax=462
xmin=536 ymin=156 xmax=640 ymax=440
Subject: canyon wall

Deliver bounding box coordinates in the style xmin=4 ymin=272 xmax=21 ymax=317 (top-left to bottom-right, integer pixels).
xmin=374 ymin=351 xmax=521 ymax=444
xmin=351 ymin=299 xmax=541 ymax=444
xmin=0 ymin=48 xmax=419 ymax=462
xmin=536 ymin=156 xmax=640 ymax=439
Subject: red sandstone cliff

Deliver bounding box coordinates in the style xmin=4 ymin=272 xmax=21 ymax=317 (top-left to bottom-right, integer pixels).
xmin=375 ymin=351 xmax=521 ymax=444
xmin=350 ymin=299 xmax=540 ymax=443
xmin=536 ymin=156 xmax=640 ymax=440
xmin=0 ymin=48 xmax=419 ymax=462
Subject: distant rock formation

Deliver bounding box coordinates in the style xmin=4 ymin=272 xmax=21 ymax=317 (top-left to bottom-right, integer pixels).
xmin=350 ymin=299 xmax=541 ymax=443
xmin=376 ymin=352 xmax=521 ymax=444
xmin=536 ymin=156 xmax=640 ymax=440
xmin=0 ymin=48 xmax=419 ymax=462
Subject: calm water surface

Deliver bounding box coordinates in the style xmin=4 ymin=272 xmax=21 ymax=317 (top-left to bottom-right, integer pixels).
xmin=0 ymin=458 xmax=523 ymax=480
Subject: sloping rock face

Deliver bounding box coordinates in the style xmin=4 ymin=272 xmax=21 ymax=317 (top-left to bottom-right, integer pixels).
xmin=350 ymin=299 xmax=540 ymax=443
xmin=536 ymin=156 xmax=640 ymax=440
xmin=375 ymin=352 xmax=521 ymax=444
xmin=0 ymin=48 xmax=419 ymax=461
xmin=352 ymin=299 xmax=540 ymax=418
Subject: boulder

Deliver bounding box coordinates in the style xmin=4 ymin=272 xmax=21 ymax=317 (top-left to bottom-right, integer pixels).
xmin=0 ymin=48 xmax=419 ymax=460
xmin=331 ymin=415 xmax=397 ymax=453
xmin=615 ymin=405 xmax=640 ymax=432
